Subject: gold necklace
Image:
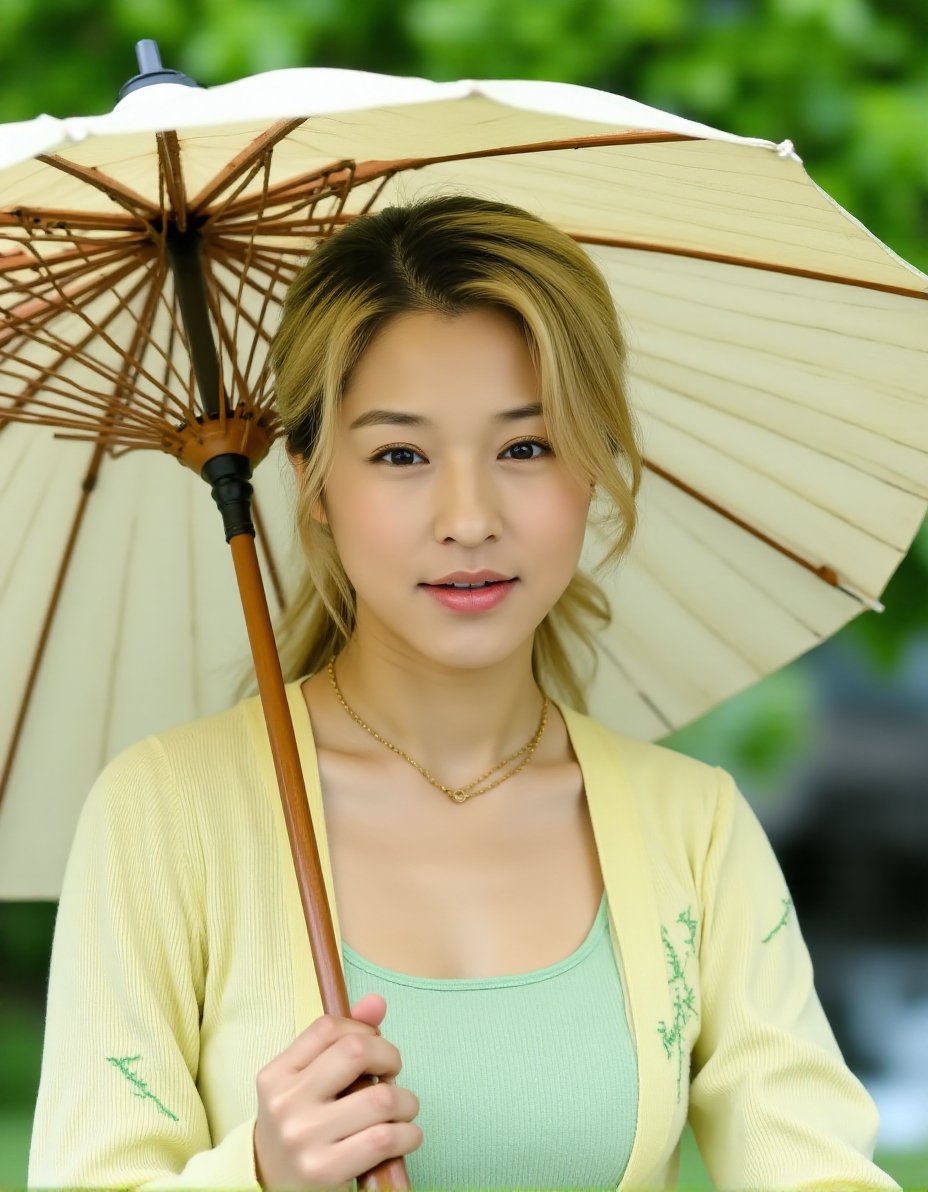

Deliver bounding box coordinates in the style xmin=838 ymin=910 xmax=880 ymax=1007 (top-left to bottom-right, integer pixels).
xmin=327 ymin=654 xmax=549 ymax=803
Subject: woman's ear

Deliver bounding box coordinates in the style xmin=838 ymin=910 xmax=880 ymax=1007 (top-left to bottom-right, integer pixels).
xmin=287 ymin=449 xmax=329 ymax=526
xmin=287 ymin=447 xmax=305 ymax=487
xmin=312 ymin=496 xmax=329 ymax=526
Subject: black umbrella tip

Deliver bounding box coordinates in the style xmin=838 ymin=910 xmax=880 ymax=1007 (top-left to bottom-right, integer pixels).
xmin=118 ymin=38 xmax=202 ymax=100
xmin=135 ymin=39 xmax=163 ymax=74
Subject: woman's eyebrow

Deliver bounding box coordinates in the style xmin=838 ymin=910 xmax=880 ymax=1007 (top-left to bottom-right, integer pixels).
xmin=349 ymin=402 xmax=544 ymax=430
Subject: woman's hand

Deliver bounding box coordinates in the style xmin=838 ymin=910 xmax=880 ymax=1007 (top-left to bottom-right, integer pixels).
xmin=253 ymin=993 xmax=423 ymax=1190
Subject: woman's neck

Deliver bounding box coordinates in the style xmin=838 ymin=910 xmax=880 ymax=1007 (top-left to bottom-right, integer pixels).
xmin=326 ymin=635 xmax=548 ymax=790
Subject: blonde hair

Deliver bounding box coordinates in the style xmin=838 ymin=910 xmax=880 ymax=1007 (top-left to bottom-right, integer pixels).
xmin=270 ymin=194 xmax=642 ymax=712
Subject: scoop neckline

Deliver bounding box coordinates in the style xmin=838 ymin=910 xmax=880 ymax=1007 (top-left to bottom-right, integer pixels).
xmin=340 ymin=889 xmax=609 ymax=990
xmin=282 ymin=675 xmax=611 ymax=990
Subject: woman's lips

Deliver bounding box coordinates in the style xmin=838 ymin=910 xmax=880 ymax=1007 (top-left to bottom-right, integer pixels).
xmin=420 ymin=579 xmax=517 ymax=612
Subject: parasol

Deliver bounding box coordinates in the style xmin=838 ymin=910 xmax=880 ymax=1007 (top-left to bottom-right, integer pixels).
xmin=2 ymin=40 xmax=928 ymax=1185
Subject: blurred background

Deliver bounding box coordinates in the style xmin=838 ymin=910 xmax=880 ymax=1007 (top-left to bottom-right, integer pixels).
xmin=1 ymin=0 xmax=926 ymax=1187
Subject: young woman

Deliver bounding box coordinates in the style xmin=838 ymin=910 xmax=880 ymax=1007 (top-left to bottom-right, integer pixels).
xmin=29 ymin=195 xmax=899 ymax=1190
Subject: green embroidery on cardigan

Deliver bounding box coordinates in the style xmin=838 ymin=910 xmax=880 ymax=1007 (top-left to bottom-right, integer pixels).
xmin=107 ymin=1055 xmax=179 ymax=1121
xmin=657 ymin=906 xmax=698 ymax=1103
xmin=761 ymin=896 xmax=794 ymax=943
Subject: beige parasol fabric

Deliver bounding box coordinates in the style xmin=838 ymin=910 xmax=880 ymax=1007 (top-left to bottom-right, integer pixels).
xmin=1 ymin=68 xmax=926 ymax=898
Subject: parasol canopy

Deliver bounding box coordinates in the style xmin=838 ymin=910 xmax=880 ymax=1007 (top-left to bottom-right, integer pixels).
xmin=2 ymin=58 xmax=927 ymax=901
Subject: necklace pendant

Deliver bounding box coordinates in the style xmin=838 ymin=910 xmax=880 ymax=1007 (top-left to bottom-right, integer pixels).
xmin=450 ymin=789 xmax=468 ymax=803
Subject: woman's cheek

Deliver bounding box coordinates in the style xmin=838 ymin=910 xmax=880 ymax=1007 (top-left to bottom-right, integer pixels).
xmin=342 ymin=497 xmax=417 ymax=578
xmin=534 ymin=485 xmax=590 ymax=546
xmin=361 ymin=497 xmax=412 ymax=544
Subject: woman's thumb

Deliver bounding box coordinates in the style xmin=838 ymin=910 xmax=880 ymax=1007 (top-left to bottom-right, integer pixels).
xmin=350 ymin=992 xmax=387 ymax=1030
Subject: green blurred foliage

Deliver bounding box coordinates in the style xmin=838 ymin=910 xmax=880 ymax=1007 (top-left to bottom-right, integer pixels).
xmin=662 ymin=664 xmax=818 ymax=800
xmin=0 ymin=903 xmax=55 ymax=987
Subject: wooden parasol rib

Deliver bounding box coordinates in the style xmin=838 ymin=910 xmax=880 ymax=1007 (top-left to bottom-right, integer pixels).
xmin=0 ymin=209 xmax=143 ymax=231
xmin=0 ymin=239 xmax=144 ymax=277
xmin=36 ymin=153 xmax=161 ymax=222
xmin=156 ymin=131 xmax=189 ymax=233
xmin=188 ymin=118 xmax=308 ymax=213
xmin=572 ymin=233 xmax=928 ymax=301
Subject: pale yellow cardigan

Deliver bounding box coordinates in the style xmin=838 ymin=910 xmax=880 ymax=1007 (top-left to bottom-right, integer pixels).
xmin=29 ymin=683 xmax=900 ymax=1190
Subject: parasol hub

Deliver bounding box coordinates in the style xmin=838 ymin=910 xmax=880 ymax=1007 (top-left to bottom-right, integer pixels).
xmin=170 ymin=404 xmax=276 ymax=475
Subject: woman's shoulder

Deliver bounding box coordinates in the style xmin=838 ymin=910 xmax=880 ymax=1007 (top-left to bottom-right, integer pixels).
xmin=151 ymin=688 xmax=262 ymax=756
xmin=562 ymin=700 xmax=722 ymax=789
xmin=74 ymin=691 xmax=290 ymax=889
xmin=95 ymin=688 xmax=270 ymax=810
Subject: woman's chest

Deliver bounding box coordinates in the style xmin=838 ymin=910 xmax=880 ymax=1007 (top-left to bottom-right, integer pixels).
xmin=318 ymin=751 xmax=605 ymax=980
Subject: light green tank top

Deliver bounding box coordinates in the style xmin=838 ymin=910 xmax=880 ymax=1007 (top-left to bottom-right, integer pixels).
xmin=342 ymin=892 xmax=638 ymax=1189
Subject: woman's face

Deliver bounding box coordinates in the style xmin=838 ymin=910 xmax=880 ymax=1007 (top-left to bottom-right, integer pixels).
xmin=308 ymin=306 xmax=592 ymax=671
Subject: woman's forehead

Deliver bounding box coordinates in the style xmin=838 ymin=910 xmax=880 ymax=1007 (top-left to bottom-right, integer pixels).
xmin=342 ymin=308 xmax=541 ymax=420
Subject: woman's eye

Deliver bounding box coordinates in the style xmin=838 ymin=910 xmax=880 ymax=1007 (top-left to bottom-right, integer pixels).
xmin=373 ymin=446 xmax=423 ymax=467
xmin=502 ymin=438 xmax=553 ymax=461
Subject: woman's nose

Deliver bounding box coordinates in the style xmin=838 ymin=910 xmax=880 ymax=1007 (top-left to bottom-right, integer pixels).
xmin=432 ymin=460 xmax=502 ymax=544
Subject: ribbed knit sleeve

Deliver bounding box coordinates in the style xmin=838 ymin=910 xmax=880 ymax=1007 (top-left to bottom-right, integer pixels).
xmin=688 ymin=767 xmax=900 ymax=1191
xmin=27 ymin=738 xmax=261 ymax=1190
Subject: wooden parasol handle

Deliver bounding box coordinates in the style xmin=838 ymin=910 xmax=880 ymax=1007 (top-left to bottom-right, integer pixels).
xmin=229 ymin=530 xmax=411 ymax=1190
xmin=153 ymin=160 xmax=413 ymax=1184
